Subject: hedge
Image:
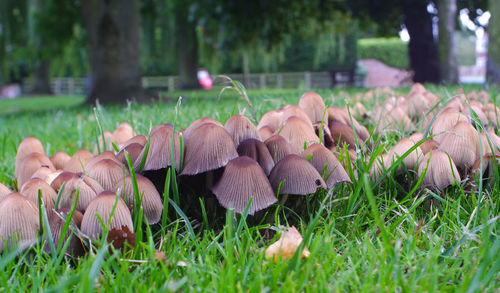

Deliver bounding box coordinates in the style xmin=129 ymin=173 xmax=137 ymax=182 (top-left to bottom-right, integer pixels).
xmin=358 ymin=38 xmax=409 ymax=69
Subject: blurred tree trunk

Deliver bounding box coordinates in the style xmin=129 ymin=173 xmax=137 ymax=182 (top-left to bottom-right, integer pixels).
xmin=402 ymin=0 xmax=441 ymax=83
xmin=81 ymin=0 xmax=155 ymax=104
xmin=29 ymin=0 xmax=52 ymax=95
xmin=438 ymin=0 xmax=458 ymax=84
xmin=487 ymin=0 xmax=500 ymax=83
xmin=175 ymin=2 xmax=200 ymax=90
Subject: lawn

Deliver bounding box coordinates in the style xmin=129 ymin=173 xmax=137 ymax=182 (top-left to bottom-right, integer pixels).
xmin=0 ymin=86 xmax=498 ymax=291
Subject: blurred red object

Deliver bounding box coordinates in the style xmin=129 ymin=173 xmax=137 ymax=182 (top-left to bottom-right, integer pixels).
xmin=197 ymin=69 xmax=213 ymax=90
xmin=0 ymin=84 xmax=21 ymax=99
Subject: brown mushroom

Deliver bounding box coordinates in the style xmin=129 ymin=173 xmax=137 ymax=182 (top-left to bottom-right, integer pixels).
xmin=224 ymin=115 xmax=261 ymax=146
xmin=50 ymin=151 xmax=71 ymax=170
xmin=278 ymin=116 xmax=319 ymax=153
xmin=268 ymin=154 xmax=326 ymax=195
xmin=47 ymin=208 xmax=84 ymax=255
xmin=418 ymin=150 xmax=460 ymax=190
xmin=81 ymin=191 xmax=133 ymax=239
xmin=237 ymin=138 xmax=275 ymax=176
xmin=211 ymin=156 xmax=277 ymax=215
xmin=301 ymin=144 xmax=351 ymax=188
xmin=264 ymin=135 xmax=295 ymax=163
xmin=20 ymin=178 xmax=58 ymax=218
xmin=116 ymin=174 xmax=163 ymax=224
xmin=87 ymin=158 xmax=127 ymax=191
xmin=64 ymin=149 xmax=93 ymax=173
xmin=439 ymin=121 xmax=480 ymax=173
xmin=298 ymin=91 xmax=326 ymax=123
xmin=16 ymin=152 xmax=55 ymax=190
xmin=0 ymin=193 xmax=40 ymax=252
xmin=15 ymin=137 xmax=45 ymax=177
xmin=257 ymin=125 xmax=275 ymax=141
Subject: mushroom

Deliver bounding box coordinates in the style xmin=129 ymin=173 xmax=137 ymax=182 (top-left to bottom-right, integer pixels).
xmin=439 ymin=121 xmax=480 ymax=173
xmin=50 ymin=151 xmax=71 ymax=170
xmin=86 ymin=151 xmax=122 ymax=171
xmin=20 ymin=178 xmax=58 ymax=218
xmin=31 ymin=166 xmax=55 ymax=181
xmin=47 ymin=208 xmax=84 ymax=255
xmin=264 ymin=135 xmax=295 ymax=163
xmin=280 ymin=105 xmax=314 ymax=127
xmin=182 ymin=117 xmax=223 ymax=143
xmin=211 ymin=156 xmax=277 ymax=215
xmin=116 ymin=174 xmax=163 ymax=224
xmin=110 ymin=122 xmax=135 ymax=147
xmin=64 ymin=149 xmax=93 ymax=173
xmin=122 ymin=134 xmax=147 ymax=148
xmin=268 ymin=154 xmax=326 ymax=195
xmin=418 ymin=150 xmax=460 ymax=190
xmin=388 ymin=138 xmax=423 ymax=172
xmin=51 ymin=172 xmax=104 ymax=212
xmin=369 ymin=153 xmax=392 ymax=181
xmin=86 ymin=158 xmax=127 ymax=191
xmin=133 ymin=124 xmax=181 ymax=193
xmin=237 ymin=138 xmax=275 ymax=176
xmin=301 ymin=144 xmax=351 ymax=188
xmin=224 ymin=115 xmax=261 ymax=146
xmin=116 ymin=142 xmax=144 ymax=165
xmin=431 ymin=110 xmax=469 ymax=143
xmin=328 ymin=121 xmax=359 ymax=150
xmin=257 ymin=125 xmax=275 ymax=141
xmin=0 ymin=193 xmax=40 ymax=252
xmin=181 ymin=123 xmax=238 ymax=175
xmin=257 ymin=110 xmax=282 ymax=132
xmin=278 ymin=116 xmax=319 ymax=153
xmin=15 ymin=152 xmax=55 ymax=190
xmin=15 ymin=137 xmax=45 ymax=177
xmin=81 ymin=191 xmax=133 ymax=239
xmin=298 ymin=91 xmax=326 ymax=123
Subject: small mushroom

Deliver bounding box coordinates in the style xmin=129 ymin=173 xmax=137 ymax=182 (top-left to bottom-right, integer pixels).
xmin=31 ymin=166 xmax=55 ymax=181
xmin=110 ymin=122 xmax=135 ymax=147
xmin=257 ymin=125 xmax=275 ymax=141
xmin=418 ymin=150 xmax=460 ymax=190
xmin=237 ymin=138 xmax=275 ymax=176
xmin=430 ymin=110 xmax=469 ymax=143
xmin=15 ymin=137 xmax=45 ymax=177
xmin=268 ymin=154 xmax=326 ymax=195
xmin=50 ymin=151 xmax=71 ymax=170
xmin=87 ymin=158 xmax=127 ymax=191
xmin=257 ymin=110 xmax=282 ymax=132
xmin=279 ymin=116 xmax=319 ymax=153
xmin=81 ymin=191 xmax=133 ymax=239
xmin=224 ymin=114 xmax=261 ymax=146
xmin=182 ymin=117 xmax=223 ymax=143
xmin=298 ymin=91 xmax=326 ymax=123
xmin=20 ymin=178 xmax=58 ymax=218
xmin=116 ymin=175 xmax=163 ymax=224
xmin=51 ymin=172 xmax=103 ymax=213
xmin=116 ymin=143 xmax=144 ymax=165
xmin=122 ymin=134 xmax=147 ymax=148
xmin=86 ymin=151 xmax=122 ymax=171
xmin=64 ymin=149 xmax=93 ymax=173
xmin=439 ymin=121 xmax=480 ymax=173
xmin=264 ymin=135 xmax=295 ymax=163
xmin=388 ymin=138 xmax=423 ymax=172
xmin=0 ymin=193 xmax=40 ymax=252
xmin=328 ymin=121 xmax=359 ymax=150
xmin=211 ymin=156 xmax=277 ymax=215
xmin=280 ymin=105 xmax=314 ymax=127
xmin=181 ymin=123 xmax=238 ymax=175
xmin=301 ymin=144 xmax=351 ymax=188
xmin=47 ymin=208 xmax=84 ymax=255
xmin=16 ymin=152 xmax=55 ymax=190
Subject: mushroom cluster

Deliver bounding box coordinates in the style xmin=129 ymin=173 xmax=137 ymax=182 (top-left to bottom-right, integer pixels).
xmin=1 ymin=86 xmax=498 ymax=254
xmin=0 ymin=91 xmax=357 ymax=252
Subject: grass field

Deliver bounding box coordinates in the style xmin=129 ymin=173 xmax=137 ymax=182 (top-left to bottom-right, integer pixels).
xmin=0 ymin=86 xmax=498 ymax=291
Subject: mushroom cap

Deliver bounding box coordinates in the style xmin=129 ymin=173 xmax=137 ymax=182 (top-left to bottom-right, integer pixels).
xmin=418 ymin=150 xmax=460 ymax=190
xmin=264 ymin=135 xmax=295 ymax=163
xmin=298 ymin=91 xmax=326 ymax=123
xmin=16 ymin=152 xmax=55 ymax=190
xmin=181 ymin=123 xmax=238 ymax=175
xmin=268 ymin=154 xmax=326 ymax=195
xmin=133 ymin=124 xmax=181 ymax=172
xmin=87 ymin=158 xmax=127 ymax=191
xmin=462 ymin=105 xmax=488 ymax=126
xmin=122 ymin=135 xmax=147 ymax=148
xmin=15 ymin=137 xmax=45 ymax=176
xmin=224 ymin=115 xmax=261 ymax=146
xmin=0 ymin=183 xmax=12 ymax=203
xmin=328 ymin=121 xmax=358 ymax=150
xmin=31 ymin=166 xmax=55 ymax=181
xmin=51 ymin=172 xmax=103 ymax=213
xmin=237 ymin=138 xmax=275 ymax=176
xmin=182 ymin=117 xmax=223 ymax=143
xmin=301 ymin=144 xmax=351 ymax=188
xmin=64 ymin=149 xmax=93 ymax=173
xmin=81 ymin=191 xmax=133 ymax=239
xmin=48 ymin=208 xmax=84 ymax=255
xmin=430 ymin=109 xmax=469 ymax=142
xmin=86 ymin=151 xmax=122 ymax=171
xmin=327 ymin=106 xmax=351 ymax=125
xmin=20 ymin=178 xmax=58 ymax=218
xmin=50 ymin=151 xmax=71 ymax=170
xmin=110 ymin=122 xmax=135 ymax=147
xmin=280 ymin=105 xmax=314 ymax=127
xmin=0 ymin=193 xmax=40 ymax=252
xmin=116 ymin=174 xmax=163 ymax=224
xmin=257 ymin=110 xmax=283 ymax=131
xmin=257 ymin=125 xmax=275 ymax=141
xmin=439 ymin=121 xmax=480 ymax=171
xmin=211 ymin=156 xmax=277 ymax=215
xmin=388 ymin=138 xmax=423 ymax=171
xmin=369 ymin=153 xmax=392 ymax=181
xmin=116 ymin=143 xmax=144 ymax=165
xmin=279 ymin=116 xmax=319 ymax=153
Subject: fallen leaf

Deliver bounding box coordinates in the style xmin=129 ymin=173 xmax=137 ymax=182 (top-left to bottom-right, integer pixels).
xmin=265 ymin=226 xmax=310 ymax=261
xmin=107 ymin=225 xmax=136 ymax=250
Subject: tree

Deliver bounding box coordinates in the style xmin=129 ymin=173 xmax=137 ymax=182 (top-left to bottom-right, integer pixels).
xmin=438 ymin=0 xmax=458 ymax=84
xmin=487 ymin=0 xmax=500 ymax=83
xmin=29 ymin=0 xmax=52 ymax=94
xmin=81 ymin=0 xmax=155 ymax=104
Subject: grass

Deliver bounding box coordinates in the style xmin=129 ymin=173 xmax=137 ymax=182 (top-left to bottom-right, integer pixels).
xmin=0 ymin=86 xmax=498 ymax=291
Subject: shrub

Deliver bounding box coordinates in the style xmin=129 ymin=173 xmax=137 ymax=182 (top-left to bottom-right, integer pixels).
xmin=358 ymin=38 xmax=409 ymax=69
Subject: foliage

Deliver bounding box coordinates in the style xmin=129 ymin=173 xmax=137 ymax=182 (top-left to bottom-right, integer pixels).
xmin=358 ymin=38 xmax=410 ymax=69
